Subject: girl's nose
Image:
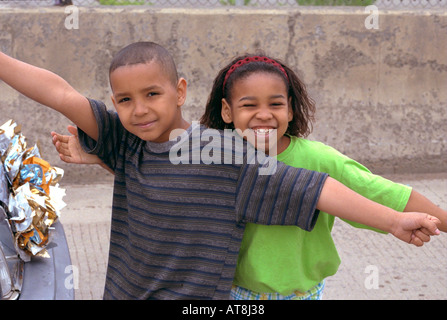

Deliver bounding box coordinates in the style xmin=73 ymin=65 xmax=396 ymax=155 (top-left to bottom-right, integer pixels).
xmin=255 ymin=108 xmax=273 ymax=121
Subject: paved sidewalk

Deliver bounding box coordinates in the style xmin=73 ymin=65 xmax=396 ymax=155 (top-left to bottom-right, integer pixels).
xmin=59 ymin=173 xmax=447 ymax=300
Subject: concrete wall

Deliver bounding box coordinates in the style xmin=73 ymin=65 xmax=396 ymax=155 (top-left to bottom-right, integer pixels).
xmin=1 ymin=7 xmax=446 ymax=183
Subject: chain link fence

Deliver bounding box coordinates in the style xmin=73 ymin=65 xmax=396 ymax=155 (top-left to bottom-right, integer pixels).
xmin=1 ymin=0 xmax=446 ymax=9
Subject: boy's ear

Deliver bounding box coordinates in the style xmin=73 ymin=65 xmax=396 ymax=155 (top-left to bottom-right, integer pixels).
xmin=111 ymin=94 xmax=117 ymax=109
xmin=221 ymin=98 xmax=233 ymax=124
xmin=176 ymin=78 xmax=187 ymax=107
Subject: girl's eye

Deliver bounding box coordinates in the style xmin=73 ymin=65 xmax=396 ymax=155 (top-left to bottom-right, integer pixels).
xmin=148 ymin=92 xmax=159 ymax=97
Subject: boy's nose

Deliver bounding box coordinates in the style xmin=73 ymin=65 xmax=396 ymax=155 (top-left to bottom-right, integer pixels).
xmin=133 ymin=100 xmax=148 ymax=116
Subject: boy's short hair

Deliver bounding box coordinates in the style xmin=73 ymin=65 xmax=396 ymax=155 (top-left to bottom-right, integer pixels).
xmin=109 ymin=41 xmax=179 ymax=86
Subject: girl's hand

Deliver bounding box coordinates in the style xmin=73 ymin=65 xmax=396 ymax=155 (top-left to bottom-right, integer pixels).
xmin=391 ymin=212 xmax=441 ymax=246
xmin=51 ymin=125 xmax=102 ymax=165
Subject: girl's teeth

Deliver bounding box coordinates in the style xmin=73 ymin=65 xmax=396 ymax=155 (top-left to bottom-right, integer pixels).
xmin=254 ymin=128 xmax=273 ymax=134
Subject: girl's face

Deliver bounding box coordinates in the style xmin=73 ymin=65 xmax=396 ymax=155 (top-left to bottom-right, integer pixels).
xmin=221 ymin=72 xmax=293 ymax=155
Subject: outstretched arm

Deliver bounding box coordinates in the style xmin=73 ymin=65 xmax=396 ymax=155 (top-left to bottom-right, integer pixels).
xmin=0 ymin=52 xmax=98 ymax=140
xmin=404 ymin=190 xmax=447 ymax=232
xmin=52 ymin=126 xmax=445 ymax=244
xmin=317 ymin=177 xmax=440 ymax=247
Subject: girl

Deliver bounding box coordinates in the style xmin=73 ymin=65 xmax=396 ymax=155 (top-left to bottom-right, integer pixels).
xmin=200 ymin=54 xmax=447 ymax=300
xmin=52 ymin=54 xmax=446 ymax=300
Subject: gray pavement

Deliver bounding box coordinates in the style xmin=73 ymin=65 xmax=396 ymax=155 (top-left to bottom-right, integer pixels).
xmin=59 ymin=172 xmax=447 ymax=300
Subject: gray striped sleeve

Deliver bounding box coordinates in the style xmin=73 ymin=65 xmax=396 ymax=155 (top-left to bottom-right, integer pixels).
xmin=77 ymin=98 xmax=125 ymax=171
xmin=236 ymin=159 xmax=328 ymax=231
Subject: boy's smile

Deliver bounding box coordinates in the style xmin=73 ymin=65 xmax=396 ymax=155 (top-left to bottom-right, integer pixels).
xmin=110 ymin=61 xmax=189 ymax=142
xmin=221 ymin=72 xmax=293 ymax=155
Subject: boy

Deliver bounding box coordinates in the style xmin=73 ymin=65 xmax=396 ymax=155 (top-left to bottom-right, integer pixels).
xmin=0 ymin=42 xmax=440 ymax=299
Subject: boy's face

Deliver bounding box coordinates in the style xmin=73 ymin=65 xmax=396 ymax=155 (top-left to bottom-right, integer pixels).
xmin=110 ymin=61 xmax=187 ymax=142
xmin=221 ymin=72 xmax=293 ymax=155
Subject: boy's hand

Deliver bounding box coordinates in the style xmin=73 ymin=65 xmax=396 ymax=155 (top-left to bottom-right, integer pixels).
xmin=51 ymin=125 xmax=102 ymax=165
xmin=392 ymin=212 xmax=441 ymax=246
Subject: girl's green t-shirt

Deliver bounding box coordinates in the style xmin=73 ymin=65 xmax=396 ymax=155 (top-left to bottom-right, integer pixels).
xmin=233 ymin=137 xmax=412 ymax=295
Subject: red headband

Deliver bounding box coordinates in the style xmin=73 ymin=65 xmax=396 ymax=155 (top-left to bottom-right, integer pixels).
xmin=223 ymin=56 xmax=289 ymax=90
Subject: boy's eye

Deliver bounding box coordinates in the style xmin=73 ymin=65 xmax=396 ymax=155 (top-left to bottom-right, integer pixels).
xmin=147 ymin=92 xmax=159 ymax=97
xmin=118 ymin=97 xmax=130 ymax=103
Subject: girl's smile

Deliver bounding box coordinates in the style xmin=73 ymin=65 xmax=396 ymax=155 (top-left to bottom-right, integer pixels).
xmin=221 ymin=71 xmax=293 ymax=155
xmin=252 ymin=127 xmax=275 ymax=135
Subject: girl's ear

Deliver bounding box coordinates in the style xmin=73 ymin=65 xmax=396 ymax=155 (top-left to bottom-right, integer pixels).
xmin=287 ymin=97 xmax=293 ymax=122
xmin=221 ymin=98 xmax=233 ymax=124
xmin=176 ymin=78 xmax=187 ymax=107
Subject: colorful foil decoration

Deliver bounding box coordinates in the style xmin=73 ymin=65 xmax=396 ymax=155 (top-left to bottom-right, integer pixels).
xmin=0 ymin=120 xmax=66 ymax=261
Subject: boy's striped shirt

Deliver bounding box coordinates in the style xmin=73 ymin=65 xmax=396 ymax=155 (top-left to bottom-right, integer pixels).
xmin=78 ymin=99 xmax=328 ymax=300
